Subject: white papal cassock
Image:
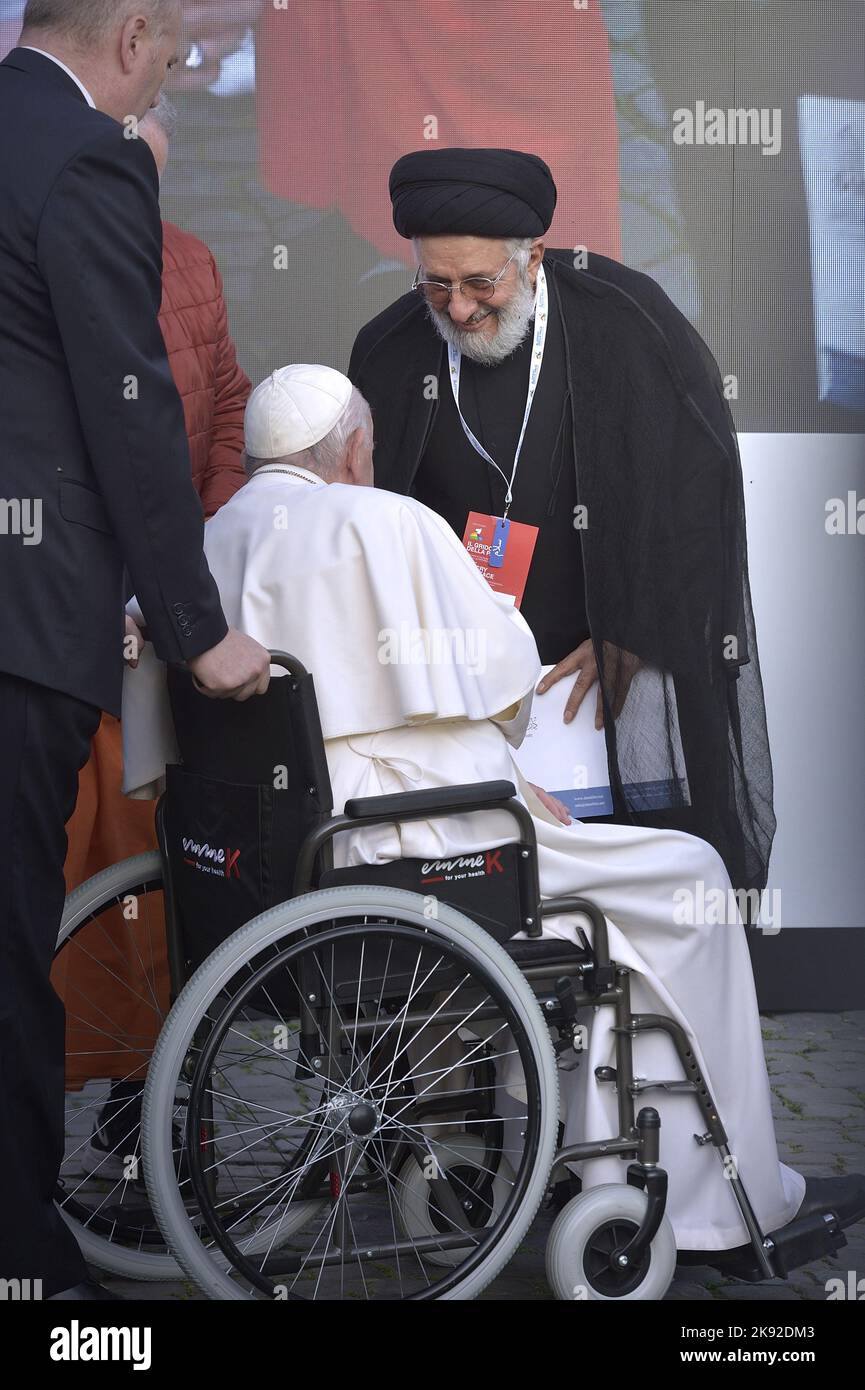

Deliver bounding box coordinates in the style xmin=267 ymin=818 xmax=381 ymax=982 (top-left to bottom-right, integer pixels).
xmin=122 ymin=466 xmax=805 ymax=1251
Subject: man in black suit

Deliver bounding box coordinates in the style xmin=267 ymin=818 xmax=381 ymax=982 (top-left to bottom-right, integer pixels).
xmin=0 ymin=0 xmax=271 ymax=1299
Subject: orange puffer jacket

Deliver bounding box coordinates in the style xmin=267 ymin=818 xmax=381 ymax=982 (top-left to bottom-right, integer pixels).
xmin=159 ymin=219 xmax=251 ymax=517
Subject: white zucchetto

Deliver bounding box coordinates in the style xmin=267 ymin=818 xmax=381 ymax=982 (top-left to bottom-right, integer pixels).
xmin=245 ymin=364 xmax=353 ymax=458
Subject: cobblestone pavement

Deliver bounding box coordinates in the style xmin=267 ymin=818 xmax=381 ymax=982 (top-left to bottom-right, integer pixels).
xmin=98 ymin=1011 xmax=864 ymax=1303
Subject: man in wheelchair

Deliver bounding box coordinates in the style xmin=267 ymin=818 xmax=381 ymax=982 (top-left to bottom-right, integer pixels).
xmin=121 ymin=363 xmax=863 ymax=1291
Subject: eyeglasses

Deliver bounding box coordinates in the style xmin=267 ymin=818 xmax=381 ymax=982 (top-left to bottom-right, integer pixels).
xmin=411 ymin=247 xmax=520 ymax=308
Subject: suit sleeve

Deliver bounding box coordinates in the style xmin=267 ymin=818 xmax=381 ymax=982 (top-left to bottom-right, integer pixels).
xmin=36 ymin=125 xmax=228 ymax=663
xmin=198 ymin=251 xmax=251 ymax=518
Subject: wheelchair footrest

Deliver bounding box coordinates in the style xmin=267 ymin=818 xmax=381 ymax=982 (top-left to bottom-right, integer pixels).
xmin=767 ymin=1210 xmax=846 ymax=1277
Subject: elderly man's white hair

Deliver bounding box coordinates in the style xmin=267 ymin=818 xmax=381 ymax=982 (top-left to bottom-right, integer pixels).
xmin=22 ymin=0 xmax=179 ymax=43
xmin=246 ymin=387 xmax=373 ymax=482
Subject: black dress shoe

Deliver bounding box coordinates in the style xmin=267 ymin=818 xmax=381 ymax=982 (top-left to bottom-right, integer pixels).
xmin=792 ymin=1174 xmax=865 ymax=1230
xmin=47 ymin=1280 xmax=124 ymax=1301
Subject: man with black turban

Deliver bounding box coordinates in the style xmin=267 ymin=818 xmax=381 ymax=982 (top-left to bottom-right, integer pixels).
xmin=349 ymin=146 xmax=775 ymax=897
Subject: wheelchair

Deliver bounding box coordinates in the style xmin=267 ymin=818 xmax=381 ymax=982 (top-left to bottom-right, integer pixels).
xmin=55 ymin=653 xmax=846 ymax=1299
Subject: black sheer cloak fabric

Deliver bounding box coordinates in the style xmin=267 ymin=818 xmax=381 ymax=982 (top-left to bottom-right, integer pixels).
xmin=349 ymin=250 xmax=776 ymax=892
xmin=547 ymin=253 xmax=775 ymax=891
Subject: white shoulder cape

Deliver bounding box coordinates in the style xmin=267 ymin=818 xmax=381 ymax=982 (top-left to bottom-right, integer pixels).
xmin=121 ymin=476 xmax=540 ymax=797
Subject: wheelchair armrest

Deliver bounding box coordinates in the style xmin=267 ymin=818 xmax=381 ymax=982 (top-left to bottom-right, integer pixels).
xmin=344 ymin=780 xmax=517 ymax=821
xmin=295 ymin=777 xmax=542 ymax=935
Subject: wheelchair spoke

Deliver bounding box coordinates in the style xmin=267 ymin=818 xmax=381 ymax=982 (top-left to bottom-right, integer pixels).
xmin=222 ymin=1022 xmax=307 ymax=1070
xmin=159 ymin=914 xmax=553 ymax=1299
xmin=195 ymin=1092 xmax=331 ymax=1183
xmin=338 ymin=944 xmax=450 ymax=1092
xmin=201 ymin=1083 xmax=329 ymax=1132
xmin=221 ymin=1131 xmax=340 ymax=1242
xmin=285 ymin=1136 xmax=371 ymax=1297
xmin=382 ymin=1020 xmax=512 ymax=1124
xmin=194 ymin=1101 xmax=328 ymax=1151
xmin=335 ymin=1158 xmax=371 ymax=1302
xmin=66 ymin=916 xmax=166 ymax=1019
xmin=359 ymin=965 xmax=477 ymax=1096
xmin=365 ymin=1128 xmax=418 ymax=1296
xmin=62 ymin=1087 xmax=145 ymax=1173
xmin=374 ymin=1115 xmax=518 ymax=1194
xmin=378 ymin=1046 xmax=521 ymax=1091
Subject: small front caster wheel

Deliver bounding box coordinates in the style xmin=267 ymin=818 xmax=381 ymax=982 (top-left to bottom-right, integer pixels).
xmin=546 ymin=1183 xmax=676 ymax=1300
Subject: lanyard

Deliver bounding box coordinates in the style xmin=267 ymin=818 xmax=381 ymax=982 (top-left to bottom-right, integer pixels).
xmin=447 ymin=263 xmax=548 ymax=519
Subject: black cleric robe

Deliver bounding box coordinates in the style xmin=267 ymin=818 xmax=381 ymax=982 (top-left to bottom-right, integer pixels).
xmin=349 ymin=249 xmax=776 ymax=893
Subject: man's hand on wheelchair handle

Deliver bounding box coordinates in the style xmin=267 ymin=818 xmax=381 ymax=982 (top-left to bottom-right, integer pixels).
xmin=188 ymin=629 xmax=271 ymax=701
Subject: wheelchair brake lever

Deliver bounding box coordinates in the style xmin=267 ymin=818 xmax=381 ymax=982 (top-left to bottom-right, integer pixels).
xmin=554 ymin=976 xmax=578 ymax=1023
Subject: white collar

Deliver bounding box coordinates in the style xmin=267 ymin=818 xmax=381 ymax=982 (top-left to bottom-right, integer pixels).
xmin=250 ymin=463 xmax=326 ymax=487
xmin=22 ymin=48 xmax=96 ymax=107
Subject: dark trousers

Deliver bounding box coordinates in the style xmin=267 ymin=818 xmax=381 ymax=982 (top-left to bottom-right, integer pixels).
xmin=0 ymin=673 xmax=101 ymax=1296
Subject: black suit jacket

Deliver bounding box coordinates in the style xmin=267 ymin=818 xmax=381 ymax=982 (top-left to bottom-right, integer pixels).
xmin=0 ymin=48 xmax=227 ymax=714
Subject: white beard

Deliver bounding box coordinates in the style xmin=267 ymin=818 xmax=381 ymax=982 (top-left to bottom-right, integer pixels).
xmin=426 ymin=272 xmax=537 ymax=367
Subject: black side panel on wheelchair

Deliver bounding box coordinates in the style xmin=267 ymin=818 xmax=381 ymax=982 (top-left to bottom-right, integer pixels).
xmin=159 ymin=659 xmax=332 ymax=989
xmin=158 ymin=656 xmax=540 ymax=1005
xmin=320 ymin=847 xmax=527 ymax=945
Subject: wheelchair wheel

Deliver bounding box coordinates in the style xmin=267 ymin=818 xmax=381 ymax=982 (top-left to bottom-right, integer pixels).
xmin=142 ymin=885 xmax=559 ymax=1300
xmin=394 ymin=1135 xmax=516 ymax=1267
xmin=57 ymin=855 xmax=324 ymax=1280
xmin=56 ymin=853 xmax=180 ymax=1280
xmin=546 ymin=1184 xmax=677 ymax=1301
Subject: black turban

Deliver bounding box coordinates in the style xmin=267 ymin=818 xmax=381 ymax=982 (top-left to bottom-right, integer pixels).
xmin=389 ymin=148 xmax=557 ymax=239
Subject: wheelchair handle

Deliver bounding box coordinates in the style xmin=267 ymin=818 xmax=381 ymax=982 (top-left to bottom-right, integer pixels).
xmin=266 ymin=650 xmax=310 ymax=680
xmin=134 ymin=631 xmax=312 ymax=689
xmin=179 ymin=649 xmax=309 ymax=695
